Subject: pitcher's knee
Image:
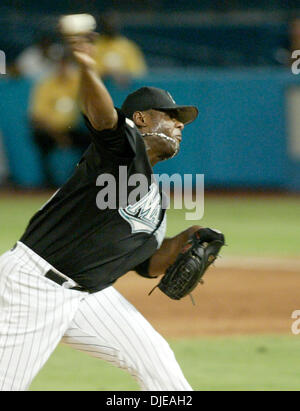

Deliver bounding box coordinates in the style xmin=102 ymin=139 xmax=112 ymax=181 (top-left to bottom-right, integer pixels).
xmin=136 ymin=340 xmax=192 ymax=391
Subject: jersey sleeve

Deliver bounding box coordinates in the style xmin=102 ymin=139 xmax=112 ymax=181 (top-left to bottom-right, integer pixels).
xmin=83 ymin=108 xmax=137 ymax=159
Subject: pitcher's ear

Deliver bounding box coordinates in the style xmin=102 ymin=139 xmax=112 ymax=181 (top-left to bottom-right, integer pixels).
xmin=133 ymin=111 xmax=148 ymax=127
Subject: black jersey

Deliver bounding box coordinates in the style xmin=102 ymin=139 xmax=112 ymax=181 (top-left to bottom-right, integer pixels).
xmin=20 ymin=110 xmax=166 ymax=293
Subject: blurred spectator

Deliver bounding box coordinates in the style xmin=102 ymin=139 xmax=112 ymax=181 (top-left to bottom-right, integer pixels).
xmin=0 ymin=130 xmax=9 ymax=185
xmin=29 ymin=51 xmax=89 ymax=187
xmin=275 ymin=17 xmax=300 ymax=66
xmin=290 ymin=18 xmax=300 ymax=53
xmin=94 ymin=13 xmax=147 ymax=87
xmin=15 ymin=35 xmax=64 ymax=80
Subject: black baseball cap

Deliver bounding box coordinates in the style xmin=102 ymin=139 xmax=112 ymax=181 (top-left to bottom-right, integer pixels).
xmin=121 ymin=86 xmax=198 ymax=125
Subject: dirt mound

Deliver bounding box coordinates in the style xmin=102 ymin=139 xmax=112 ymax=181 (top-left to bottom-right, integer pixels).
xmin=115 ymin=262 xmax=300 ymax=337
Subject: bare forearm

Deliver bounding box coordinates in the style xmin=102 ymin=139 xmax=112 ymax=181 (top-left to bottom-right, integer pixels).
xmin=79 ymin=66 xmax=118 ymax=130
xmin=65 ymin=34 xmax=118 ymax=131
xmin=148 ymin=225 xmax=202 ymax=277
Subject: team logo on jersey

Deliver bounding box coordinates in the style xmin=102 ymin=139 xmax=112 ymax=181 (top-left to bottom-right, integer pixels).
xmin=118 ymin=183 xmax=161 ymax=234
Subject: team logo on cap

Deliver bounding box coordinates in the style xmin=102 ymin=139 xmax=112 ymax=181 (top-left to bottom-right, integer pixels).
xmin=166 ymin=92 xmax=176 ymax=104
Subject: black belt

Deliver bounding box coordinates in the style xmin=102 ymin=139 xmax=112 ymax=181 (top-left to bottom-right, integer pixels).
xmin=45 ymin=269 xmax=88 ymax=292
xmin=10 ymin=243 xmax=89 ymax=293
xmin=10 ymin=244 xmax=89 ymax=293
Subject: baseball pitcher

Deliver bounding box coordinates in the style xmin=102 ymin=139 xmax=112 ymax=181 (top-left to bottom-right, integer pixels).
xmin=0 ymin=15 xmax=225 ymax=391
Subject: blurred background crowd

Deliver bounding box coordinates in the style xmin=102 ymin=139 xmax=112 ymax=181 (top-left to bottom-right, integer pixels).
xmin=0 ymin=0 xmax=300 ymax=190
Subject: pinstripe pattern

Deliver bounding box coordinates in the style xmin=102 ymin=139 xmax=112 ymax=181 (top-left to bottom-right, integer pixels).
xmin=0 ymin=242 xmax=192 ymax=391
xmin=0 ymin=243 xmax=84 ymax=391
xmin=62 ymin=287 xmax=192 ymax=391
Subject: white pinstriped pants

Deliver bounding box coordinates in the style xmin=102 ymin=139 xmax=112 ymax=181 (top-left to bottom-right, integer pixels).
xmin=0 ymin=242 xmax=192 ymax=391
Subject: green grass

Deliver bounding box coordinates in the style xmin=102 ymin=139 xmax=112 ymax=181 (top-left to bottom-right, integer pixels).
xmin=168 ymin=196 xmax=300 ymax=257
xmin=0 ymin=196 xmax=48 ymax=253
xmin=2 ymin=193 xmax=299 ymax=256
xmin=30 ymin=335 xmax=300 ymax=391
xmin=1 ymin=193 xmax=300 ymax=391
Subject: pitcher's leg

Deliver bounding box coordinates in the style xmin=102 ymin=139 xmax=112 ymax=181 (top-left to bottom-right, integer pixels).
xmin=0 ymin=251 xmax=83 ymax=391
xmin=62 ymin=286 xmax=192 ymax=391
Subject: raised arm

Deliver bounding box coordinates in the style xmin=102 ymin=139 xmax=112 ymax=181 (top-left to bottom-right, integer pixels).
xmin=66 ymin=35 xmax=118 ymax=131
